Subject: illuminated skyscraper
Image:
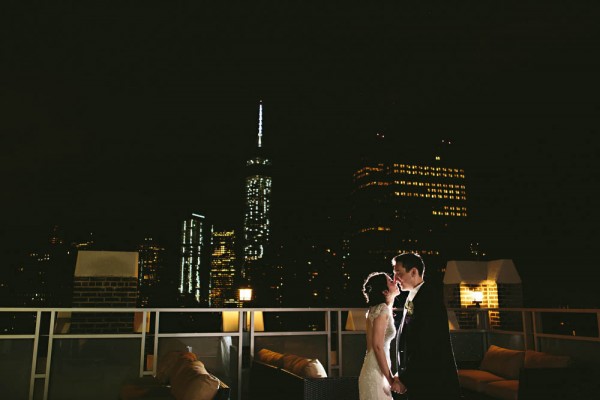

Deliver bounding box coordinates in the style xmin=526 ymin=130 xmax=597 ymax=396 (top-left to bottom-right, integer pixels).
xmin=137 ymin=237 xmax=165 ymax=307
xmin=179 ymin=213 xmax=212 ymax=304
xmin=209 ymin=230 xmax=238 ymax=308
xmin=347 ymin=137 xmax=470 ymax=303
xmin=243 ymin=100 xmax=272 ymax=263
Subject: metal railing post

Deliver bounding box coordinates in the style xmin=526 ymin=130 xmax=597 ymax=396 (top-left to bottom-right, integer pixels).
xmin=237 ymin=310 xmax=243 ymax=400
xmin=42 ymin=311 xmax=55 ymax=400
xmin=139 ymin=312 xmax=147 ymax=377
xmin=29 ymin=311 xmax=41 ymax=400
xmin=337 ymin=310 xmax=343 ymax=376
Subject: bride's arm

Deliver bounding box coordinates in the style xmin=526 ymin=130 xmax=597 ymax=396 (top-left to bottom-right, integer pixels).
xmin=371 ymin=312 xmax=394 ymax=386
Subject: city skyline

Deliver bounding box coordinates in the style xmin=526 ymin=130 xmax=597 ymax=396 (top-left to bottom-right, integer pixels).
xmin=2 ymin=2 xmax=599 ymax=307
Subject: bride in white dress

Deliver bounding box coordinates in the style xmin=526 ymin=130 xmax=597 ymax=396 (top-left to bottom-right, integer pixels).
xmin=358 ymin=272 xmax=400 ymax=400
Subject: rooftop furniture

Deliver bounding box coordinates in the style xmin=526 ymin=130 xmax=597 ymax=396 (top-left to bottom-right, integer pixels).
xmin=119 ymin=351 xmax=230 ymax=400
xmin=249 ymin=348 xmax=358 ymax=400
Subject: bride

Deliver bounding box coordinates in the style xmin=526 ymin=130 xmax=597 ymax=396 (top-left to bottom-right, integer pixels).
xmin=358 ymin=272 xmax=401 ymax=400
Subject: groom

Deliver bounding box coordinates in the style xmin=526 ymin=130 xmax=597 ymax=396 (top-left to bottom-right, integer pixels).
xmin=390 ymin=252 xmax=461 ymax=400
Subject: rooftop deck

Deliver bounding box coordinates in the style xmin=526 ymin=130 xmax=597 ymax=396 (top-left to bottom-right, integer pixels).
xmin=1 ymin=307 xmax=599 ymax=400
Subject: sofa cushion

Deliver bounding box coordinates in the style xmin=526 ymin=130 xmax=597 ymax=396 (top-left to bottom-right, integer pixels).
xmin=524 ymin=350 xmax=572 ymax=368
xmin=282 ymin=353 xmax=311 ymax=377
xmin=483 ymin=379 xmax=519 ymax=400
xmin=170 ymin=361 xmax=220 ymax=400
xmin=281 ymin=353 xmax=328 ymax=378
xmin=479 ymin=345 xmax=525 ymax=380
xmin=156 ymin=351 xmax=198 ymax=384
xmin=458 ymin=369 xmax=505 ymax=392
xmin=170 ymin=356 xmax=202 ymax=387
xmin=170 ymin=360 xmax=207 ymax=385
xmin=256 ymin=348 xmax=285 ymax=368
xmin=305 ymin=358 xmax=328 ymax=378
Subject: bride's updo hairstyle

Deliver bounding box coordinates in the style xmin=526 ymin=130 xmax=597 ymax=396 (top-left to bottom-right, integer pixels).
xmin=362 ymin=272 xmax=390 ymax=306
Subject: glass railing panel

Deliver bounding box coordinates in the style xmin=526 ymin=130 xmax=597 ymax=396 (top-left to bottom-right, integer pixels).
xmin=538 ymin=336 xmax=600 ymax=367
xmin=450 ymin=331 xmax=486 ymax=366
xmin=259 ymin=310 xmax=328 ymax=332
xmin=33 ymin=378 xmax=44 ymax=400
xmin=540 ymin=311 xmax=599 ymax=337
xmin=487 ymin=331 xmax=525 ymax=350
xmin=48 ymin=338 xmax=140 ymax=400
xmin=254 ymin=334 xmax=329 ymax=365
xmin=61 ymin=311 xmax=139 ymax=334
xmin=341 ymin=333 xmax=365 ymax=376
xmin=0 ymin=339 xmax=33 ymax=400
xmin=0 ymin=311 xmax=37 ymax=334
xmin=158 ymin=311 xmax=224 ymax=333
xmin=343 ymin=309 xmax=366 ymax=331
xmin=452 ymin=309 xmax=480 ymax=329
xmin=143 ymin=332 xmax=154 ymax=372
xmin=490 ymin=309 xmax=523 ymax=331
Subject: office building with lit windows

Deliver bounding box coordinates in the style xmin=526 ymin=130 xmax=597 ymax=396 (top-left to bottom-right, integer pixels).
xmin=137 ymin=237 xmax=165 ymax=307
xmin=347 ymin=137 xmax=470 ymax=303
xmin=209 ymin=230 xmax=238 ymax=308
xmin=243 ymin=100 xmax=272 ymax=264
xmin=179 ymin=213 xmax=212 ymax=304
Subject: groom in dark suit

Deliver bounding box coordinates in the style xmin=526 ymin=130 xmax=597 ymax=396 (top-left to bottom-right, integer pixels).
xmin=390 ymin=252 xmax=461 ymax=400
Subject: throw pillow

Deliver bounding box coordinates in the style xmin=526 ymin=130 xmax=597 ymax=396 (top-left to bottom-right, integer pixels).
xmin=304 ymin=359 xmax=328 ymax=378
xmin=156 ymin=351 xmax=197 ymax=384
xmin=256 ymin=348 xmax=285 ymax=368
xmin=479 ymin=345 xmax=525 ymax=380
xmin=171 ymin=361 xmax=219 ymax=400
xmin=282 ymin=353 xmax=311 ymax=377
xmin=171 ymin=358 xmax=203 ymax=387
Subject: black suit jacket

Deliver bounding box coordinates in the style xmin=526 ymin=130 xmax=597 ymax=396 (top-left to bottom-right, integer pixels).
xmin=394 ymin=282 xmax=461 ymax=400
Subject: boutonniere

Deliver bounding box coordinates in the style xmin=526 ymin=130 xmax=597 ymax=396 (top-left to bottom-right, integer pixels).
xmin=405 ymin=300 xmax=414 ymax=316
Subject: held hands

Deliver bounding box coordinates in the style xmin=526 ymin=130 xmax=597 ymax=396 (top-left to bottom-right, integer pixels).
xmin=391 ymin=376 xmax=407 ymax=395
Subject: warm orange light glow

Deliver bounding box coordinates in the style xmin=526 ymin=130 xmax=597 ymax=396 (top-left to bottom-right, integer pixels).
xmin=239 ymin=288 xmax=252 ymax=301
xmin=472 ymin=291 xmax=484 ymax=303
xmin=459 ymin=281 xmax=499 ymax=308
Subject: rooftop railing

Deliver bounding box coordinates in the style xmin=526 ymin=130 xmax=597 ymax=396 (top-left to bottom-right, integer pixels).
xmin=1 ymin=307 xmax=599 ymax=400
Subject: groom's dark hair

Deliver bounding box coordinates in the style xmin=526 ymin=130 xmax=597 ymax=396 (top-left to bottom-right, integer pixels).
xmin=392 ymin=252 xmax=425 ymax=277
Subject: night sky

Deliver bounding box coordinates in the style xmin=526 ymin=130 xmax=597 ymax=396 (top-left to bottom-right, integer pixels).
xmin=2 ymin=2 xmax=599 ymax=306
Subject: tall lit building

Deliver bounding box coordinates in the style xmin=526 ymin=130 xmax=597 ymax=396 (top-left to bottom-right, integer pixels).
xmin=137 ymin=237 xmax=165 ymax=307
xmin=209 ymin=230 xmax=238 ymax=308
xmin=243 ymin=100 xmax=272 ymax=264
xmin=179 ymin=213 xmax=212 ymax=304
xmin=347 ymin=136 xmax=470 ymax=303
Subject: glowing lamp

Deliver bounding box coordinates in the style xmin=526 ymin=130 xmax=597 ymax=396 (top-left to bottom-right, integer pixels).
xmin=239 ymin=287 xmax=253 ymax=302
xmin=472 ymin=291 xmax=483 ymax=307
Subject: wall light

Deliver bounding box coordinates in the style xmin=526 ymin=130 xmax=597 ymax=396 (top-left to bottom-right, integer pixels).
xmin=472 ymin=290 xmax=483 ymax=307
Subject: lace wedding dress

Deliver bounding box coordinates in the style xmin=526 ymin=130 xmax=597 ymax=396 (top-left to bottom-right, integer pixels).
xmin=358 ymin=303 xmax=397 ymax=400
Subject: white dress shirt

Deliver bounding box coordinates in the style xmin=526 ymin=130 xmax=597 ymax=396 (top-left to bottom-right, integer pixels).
xmin=400 ymin=281 xmax=424 ymax=334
